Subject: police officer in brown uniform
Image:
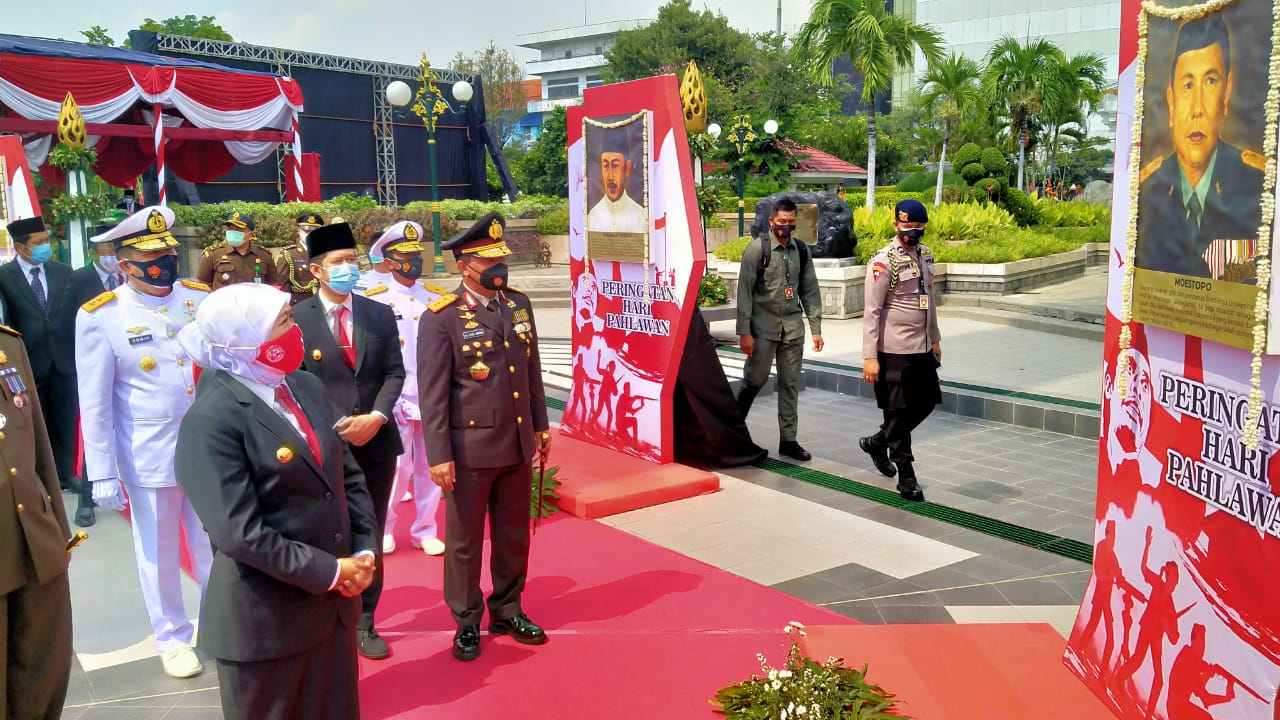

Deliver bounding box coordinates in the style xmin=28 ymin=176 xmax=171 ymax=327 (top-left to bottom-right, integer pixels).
xmin=860 ymin=199 xmax=941 ymax=502
xmin=418 ymin=213 xmax=552 ymax=661
xmin=279 ymin=213 xmax=323 ymax=304
xmin=0 ymin=324 xmax=73 ymax=719
xmin=196 ymin=212 xmax=282 ymax=290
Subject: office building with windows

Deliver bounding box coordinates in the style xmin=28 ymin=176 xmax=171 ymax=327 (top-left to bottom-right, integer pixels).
xmin=514 ymin=20 xmax=651 ymax=145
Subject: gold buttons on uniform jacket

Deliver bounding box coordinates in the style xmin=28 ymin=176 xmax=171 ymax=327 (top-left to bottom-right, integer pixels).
xmin=508 ymin=366 xmax=515 ymax=374
xmin=187 ymin=388 xmax=194 ymax=395
xmin=513 ymin=392 xmax=520 ymax=399
xmin=178 ymin=359 xmax=186 ymax=366
xmin=468 ymin=420 xmax=476 ymax=427
xmin=0 ymin=432 xmax=6 ymax=441
xmin=15 ymin=504 xmax=22 ymax=514
xmin=400 ymin=338 xmax=405 ymax=346
xmin=312 ymin=349 xmax=323 ymax=361
xmin=140 ymin=356 xmax=157 ymax=371
xmin=277 ymin=447 xmax=295 ymax=463
xmin=8 ymin=468 xmax=16 ymax=477
xmin=504 ymin=341 xmax=510 ymax=348
xmin=517 ymin=416 xmax=524 ymax=424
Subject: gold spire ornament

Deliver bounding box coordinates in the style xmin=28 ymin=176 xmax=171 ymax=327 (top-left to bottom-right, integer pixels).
xmin=57 ymin=93 xmax=87 ymax=148
xmin=680 ymin=61 xmax=707 ymax=134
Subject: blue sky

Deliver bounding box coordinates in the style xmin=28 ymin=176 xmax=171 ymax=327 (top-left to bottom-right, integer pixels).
xmin=7 ymin=0 xmax=816 ymax=70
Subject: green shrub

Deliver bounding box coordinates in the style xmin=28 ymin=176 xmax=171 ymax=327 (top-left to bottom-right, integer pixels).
xmin=980 ymin=147 xmax=1007 ymax=178
xmin=974 ymin=178 xmax=1001 ymax=201
xmin=1034 ymin=199 xmax=1111 ymax=228
xmin=998 ymin=187 xmax=1041 ymax=227
xmin=170 ymin=201 xmax=459 ymax=250
xmin=895 ymin=171 xmax=964 ymax=193
xmin=960 ymin=162 xmax=988 ymax=185
xmin=844 ymin=190 xmax=931 ymax=209
xmin=1044 ymin=224 xmax=1111 ymax=244
xmin=902 ymin=164 xmax=925 ymax=173
xmin=952 ymin=143 xmax=983 ymax=175
xmin=713 ymin=237 xmax=753 ymax=262
xmin=697 ymin=272 xmax=731 ymax=307
xmin=938 ymin=228 xmax=1083 ymax=263
xmin=536 ymin=207 xmax=570 ymax=235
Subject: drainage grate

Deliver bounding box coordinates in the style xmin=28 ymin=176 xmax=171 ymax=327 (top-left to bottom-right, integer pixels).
xmin=755 ymin=458 xmax=1094 ymax=564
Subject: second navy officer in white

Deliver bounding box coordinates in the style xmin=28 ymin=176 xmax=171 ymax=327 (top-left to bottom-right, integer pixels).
xmin=75 ymin=205 xmax=215 ymax=679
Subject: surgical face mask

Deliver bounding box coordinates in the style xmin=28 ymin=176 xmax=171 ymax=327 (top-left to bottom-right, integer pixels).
xmin=225 ymin=230 xmax=247 ymax=247
xmin=393 ymin=257 xmax=424 ymax=281
xmin=129 ymin=255 xmax=179 ymax=288
xmin=98 ymin=255 xmax=122 ymax=274
xmin=898 ymin=227 xmax=925 ymax=246
xmin=27 ymin=243 xmax=53 ymax=264
xmin=323 ymin=263 xmax=361 ymax=295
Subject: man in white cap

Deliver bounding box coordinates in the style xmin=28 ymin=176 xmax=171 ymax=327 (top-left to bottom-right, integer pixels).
xmin=75 ymin=205 xmax=214 ymax=678
xmin=358 ymin=221 xmax=448 ymax=557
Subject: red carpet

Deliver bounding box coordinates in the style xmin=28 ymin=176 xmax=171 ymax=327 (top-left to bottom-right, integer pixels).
xmin=548 ymin=430 xmax=721 ymax=519
xmin=361 ymin=504 xmax=1109 ymax=719
xmin=361 ymin=503 xmax=853 ymax=719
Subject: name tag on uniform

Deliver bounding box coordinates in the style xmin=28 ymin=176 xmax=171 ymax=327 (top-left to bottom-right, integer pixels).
xmin=899 ymin=266 xmax=920 ymax=281
xmin=919 ymin=296 xmax=930 ymax=310
xmin=462 ymin=328 xmax=486 ymax=341
xmin=128 ymin=332 xmax=155 ymax=345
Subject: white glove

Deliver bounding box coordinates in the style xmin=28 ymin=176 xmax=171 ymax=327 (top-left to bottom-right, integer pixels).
xmin=91 ymin=479 xmax=128 ymax=511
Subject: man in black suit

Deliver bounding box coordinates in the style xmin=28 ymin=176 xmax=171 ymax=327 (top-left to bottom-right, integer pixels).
xmin=64 ymin=231 xmax=127 ymax=528
xmin=0 ymin=218 xmax=78 ymax=494
xmin=294 ymin=222 xmax=405 ymax=659
xmin=1136 ymin=13 xmax=1266 ymax=279
xmin=175 ymin=284 xmax=377 ymax=719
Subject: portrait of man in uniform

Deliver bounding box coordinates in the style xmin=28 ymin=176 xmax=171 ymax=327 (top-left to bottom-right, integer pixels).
xmin=585 ymin=118 xmax=648 ymax=236
xmin=1135 ymin=9 xmax=1269 ymax=280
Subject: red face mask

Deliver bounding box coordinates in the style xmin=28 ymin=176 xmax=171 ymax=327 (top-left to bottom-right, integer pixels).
xmin=255 ymin=325 xmax=304 ymax=375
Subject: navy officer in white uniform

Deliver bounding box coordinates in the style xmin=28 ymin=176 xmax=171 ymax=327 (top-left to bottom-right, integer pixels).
xmin=75 ymin=205 xmax=215 ymax=678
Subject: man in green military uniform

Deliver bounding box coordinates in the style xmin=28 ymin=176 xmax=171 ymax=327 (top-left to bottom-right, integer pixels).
xmin=195 ymin=212 xmax=283 ymax=290
xmin=735 ymin=198 xmax=824 ymax=461
xmin=278 ymin=213 xmax=323 ymax=304
xmin=0 ymin=323 xmax=73 ymax=719
xmin=1136 ymin=13 xmax=1265 ymax=279
xmin=860 ymin=199 xmax=941 ymax=502
xmin=418 ymin=212 xmax=552 ymax=662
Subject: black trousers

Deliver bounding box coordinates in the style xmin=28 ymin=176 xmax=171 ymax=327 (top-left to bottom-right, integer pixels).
xmin=1 ymin=571 xmax=71 ymax=720
xmin=444 ymin=462 xmax=532 ymax=628
xmin=351 ymin=451 xmax=396 ymax=623
xmin=216 ymin=616 xmax=359 ymax=720
xmin=36 ymin=372 xmax=77 ymax=485
xmin=871 ymin=352 xmax=941 ymax=464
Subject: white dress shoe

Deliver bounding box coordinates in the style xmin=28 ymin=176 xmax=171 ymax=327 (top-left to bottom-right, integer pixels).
xmin=160 ymin=646 xmax=203 ymax=678
xmin=400 ymin=491 xmax=413 ymax=502
xmin=419 ymin=538 xmax=445 ymax=556
xmin=382 ymin=535 xmax=396 ymax=554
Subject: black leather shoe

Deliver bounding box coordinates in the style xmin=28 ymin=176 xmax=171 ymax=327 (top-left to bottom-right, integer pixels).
xmin=453 ymin=625 xmax=481 ymax=660
xmin=357 ymin=625 xmax=390 ymax=660
xmin=859 ymin=437 xmax=896 ymax=477
xmin=778 ymin=441 xmax=811 ymax=462
xmin=489 ymin=613 xmax=547 ymax=645
xmin=74 ymin=505 xmax=96 ymax=528
xmin=896 ymin=462 xmax=925 ymax=502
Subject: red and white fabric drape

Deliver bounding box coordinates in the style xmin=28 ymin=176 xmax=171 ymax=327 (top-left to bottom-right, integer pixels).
xmin=0 ymin=52 xmax=304 ymax=189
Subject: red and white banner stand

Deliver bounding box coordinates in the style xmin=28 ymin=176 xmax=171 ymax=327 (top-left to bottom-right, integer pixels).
xmin=0 ymin=135 xmax=40 ymax=263
xmin=1064 ymin=0 xmax=1280 ymax=717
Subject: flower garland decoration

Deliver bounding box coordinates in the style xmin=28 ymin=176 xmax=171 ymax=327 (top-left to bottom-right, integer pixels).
xmin=1120 ymin=0 xmax=1279 ymax=450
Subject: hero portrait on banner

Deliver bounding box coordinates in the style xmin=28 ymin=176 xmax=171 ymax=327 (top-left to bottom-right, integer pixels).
xmin=584 ymin=113 xmax=650 ymax=263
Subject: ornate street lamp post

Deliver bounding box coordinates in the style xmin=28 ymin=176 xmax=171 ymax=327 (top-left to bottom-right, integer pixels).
xmin=386 ymin=55 xmax=473 ymax=274
xmin=708 ymin=115 xmax=777 ymax=237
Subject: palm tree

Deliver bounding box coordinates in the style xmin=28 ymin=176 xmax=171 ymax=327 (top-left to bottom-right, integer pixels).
xmin=918 ymin=53 xmax=983 ymax=206
xmin=1041 ymin=52 xmax=1108 ymax=185
xmin=796 ymin=0 xmax=943 ymax=209
xmin=983 ymin=35 xmax=1063 ymax=192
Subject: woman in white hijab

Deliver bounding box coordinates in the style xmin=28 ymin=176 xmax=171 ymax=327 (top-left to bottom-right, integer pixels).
xmin=174 ymin=284 xmax=377 ymax=720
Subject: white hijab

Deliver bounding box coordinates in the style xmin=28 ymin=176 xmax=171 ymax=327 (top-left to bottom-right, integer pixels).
xmin=178 ymin=284 xmax=292 ymax=387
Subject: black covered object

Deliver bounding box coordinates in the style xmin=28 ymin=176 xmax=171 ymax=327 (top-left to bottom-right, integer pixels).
xmin=750 ymin=190 xmax=856 ymax=259
xmin=673 ymin=313 xmax=767 ymax=468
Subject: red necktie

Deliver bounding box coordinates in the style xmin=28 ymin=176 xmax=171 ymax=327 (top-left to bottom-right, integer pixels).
xmin=334 ymin=306 xmax=356 ymax=369
xmin=275 ymin=384 xmax=323 ymax=465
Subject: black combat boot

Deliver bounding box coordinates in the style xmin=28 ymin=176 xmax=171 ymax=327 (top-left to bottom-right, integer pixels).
xmin=895 ymin=462 xmax=925 ymax=502
xmin=859 ymin=436 xmax=896 ymax=477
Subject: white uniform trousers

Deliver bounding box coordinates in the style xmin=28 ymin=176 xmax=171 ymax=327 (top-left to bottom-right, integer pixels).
xmin=384 ymin=418 xmax=441 ymax=544
xmin=127 ymin=484 xmax=214 ymax=652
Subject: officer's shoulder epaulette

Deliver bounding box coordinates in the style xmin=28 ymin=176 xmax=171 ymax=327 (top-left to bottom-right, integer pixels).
xmin=82 ymin=290 xmax=117 ymax=313
xmin=919 ymin=245 xmax=934 ymax=260
xmin=179 ymin=279 xmax=211 ymax=292
xmin=0 ymin=324 xmax=20 ymax=338
xmin=503 ymin=286 xmax=527 ymax=297
xmin=202 ymin=242 xmax=227 ymax=256
xmin=428 ymin=293 xmax=458 ymax=313
xmin=422 ymin=282 xmax=449 ymax=295
xmin=1242 ymin=148 xmax=1267 ymax=172
xmin=363 ymin=285 xmax=389 ymax=297
xmin=1139 ymin=156 xmax=1165 ymax=185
